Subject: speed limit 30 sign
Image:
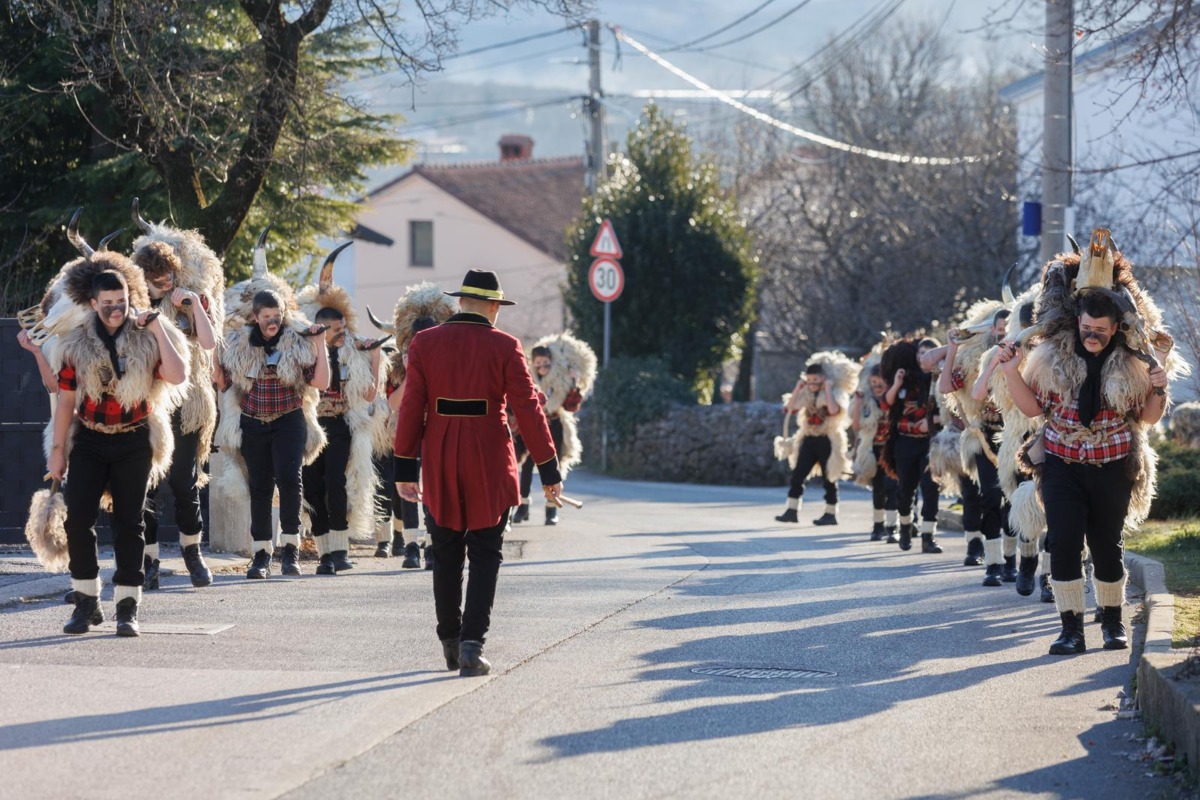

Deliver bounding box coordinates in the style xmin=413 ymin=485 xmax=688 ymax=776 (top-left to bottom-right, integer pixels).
xmin=588 ymin=258 xmax=624 ymax=303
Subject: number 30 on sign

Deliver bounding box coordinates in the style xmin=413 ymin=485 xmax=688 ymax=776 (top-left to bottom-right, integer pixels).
xmin=588 ymin=258 xmax=624 ymax=303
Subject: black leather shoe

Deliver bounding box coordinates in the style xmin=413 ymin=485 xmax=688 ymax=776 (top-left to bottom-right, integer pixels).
xmin=332 ymin=550 xmax=353 ymax=572
xmin=920 ymin=533 xmax=943 ymax=554
xmin=1093 ymin=607 xmax=1104 ymax=624
xmin=442 ymin=639 xmax=460 ymax=670
xmin=1049 ymin=612 xmax=1086 ymax=655
xmin=424 ymin=544 xmax=434 ymax=571
xmin=182 ymin=544 xmax=213 ymax=588
xmin=115 ymin=598 xmax=140 ymax=637
xmin=963 ymin=538 xmax=984 ymax=567
xmin=1001 ymin=555 xmax=1018 ymax=583
xmin=982 ymin=564 xmax=1003 ymax=587
xmin=458 ymin=640 xmax=491 ymax=677
xmin=512 ymin=504 xmax=530 ymax=524
xmin=870 ymin=522 xmax=886 ymax=541
xmin=143 ymin=555 xmax=160 ymax=590
xmin=775 ymin=508 xmax=799 ymax=524
xmin=374 ymin=542 xmax=392 ymax=558
xmin=316 ymin=554 xmax=337 ymax=576
xmin=885 ymin=526 xmax=899 ymax=544
xmin=281 ymin=544 xmax=302 ymax=575
xmin=401 ymin=542 xmax=421 ymax=569
xmin=812 ymin=513 xmax=837 ymax=526
xmin=545 ymin=507 xmax=558 ymax=526
xmin=1039 ymin=574 xmax=1055 ymax=603
xmin=898 ymin=523 xmax=914 ymax=551
xmin=1099 ymin=606 xmax=1128 ymax=650
xmin=247 ymin=548 xmax=272 ymax=579
xmin=63 ymin=593 xmax=103 ymax=634
xmin=1015 ymin=556 xmax=1038 ymax=596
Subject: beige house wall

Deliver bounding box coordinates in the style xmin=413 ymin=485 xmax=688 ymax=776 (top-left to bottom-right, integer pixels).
xmin=351 ymin=173 xmax=568 ymax=345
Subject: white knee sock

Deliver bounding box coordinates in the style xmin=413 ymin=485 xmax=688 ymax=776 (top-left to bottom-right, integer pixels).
xmin=983 ymin=537 xmax=1004 ymax=566
xmin=1002 ymin=534 xmax=1017 ymax=558
xmin=144 ymin=542 xmax=160 ymax=561
xmin=823 ymin=503 xmax=838 ymax=516
xmin=114 ymin=584 xmax=143 ymax=604
xmin=885 ymin=509 xmax=898 ymax=527
xmin=72 ymin=577 xmax=102 ymax=598
xmin=919 ymin=520 xmax=935 ymax=536
xmin=786 ymin=497 xmax=799 ymax=511
xmin=873 ymin=509 xmax=885 ymax=524
xmin=1051 ymin=578 xmax=1086 ymax=615
xmin=179 ymin=532 xmax=202 ymax=547
xmin=1094 ymin=574 xmax=1127 ymax=608
xmin=280 ymin=533 xmax=300 ymax=548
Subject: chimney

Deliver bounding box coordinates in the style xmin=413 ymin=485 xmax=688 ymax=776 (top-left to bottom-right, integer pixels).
xmin=499 ymin=134 xmax=534 ymax=162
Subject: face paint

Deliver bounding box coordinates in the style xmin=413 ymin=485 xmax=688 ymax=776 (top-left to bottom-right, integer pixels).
xmin=99 ymin=302 xmax=127 ymax=322
xmin=1081 ymin=330 xmax=1111 ymax=349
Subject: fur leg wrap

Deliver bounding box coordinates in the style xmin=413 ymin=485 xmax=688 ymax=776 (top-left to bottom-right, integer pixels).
xmin=179 ymin=532 xmax=202 ymax=547
xmin=72 ymin=577 xmax=102 ymax=598
xmin=113 ymin=584 xmax=143 ymax=604
xmin=1095 ymin=576 xmax=1127 ymax=608
xmin=144 ymin=542 xmax=160 ymax=561
xmin=983 ymin=537 xmax=1004 ymax=566
xmin=1051 ymin=579 xmax=1087 ymax=615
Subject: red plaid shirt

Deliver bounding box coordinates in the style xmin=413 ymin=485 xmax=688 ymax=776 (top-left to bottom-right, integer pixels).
xmin=58 ymin=362 xmax=157 ymax=429
xmin=1037 ymin=390 xmax=1135 ymax=464
xmin=873 ymin=398 xmax=891 ymax=444
xmin=896 ymin=388 xmax=933 ymax=438
xmin=224 ymin=364 xmax=316 ymax=420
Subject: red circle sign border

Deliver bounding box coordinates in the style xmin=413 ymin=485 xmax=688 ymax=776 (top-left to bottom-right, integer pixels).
xmin=588 ymin=257 xmax=624 ymax=303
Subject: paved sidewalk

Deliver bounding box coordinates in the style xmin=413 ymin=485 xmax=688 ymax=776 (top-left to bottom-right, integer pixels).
xmin=0 ymin=474 xmax=1157 ymax=799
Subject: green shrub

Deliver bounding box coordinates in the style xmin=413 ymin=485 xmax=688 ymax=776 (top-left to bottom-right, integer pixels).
xmin=1150 ymin=439 xmax=1200 ymax=519
xmin=590 ymin=356 xmax=695 ymax=442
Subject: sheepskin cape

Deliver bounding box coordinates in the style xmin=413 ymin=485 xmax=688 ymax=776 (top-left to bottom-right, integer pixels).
xmin=852 ymin=343 xmax=887 ymax=488
xmin=775 ymin=351 xmax=859 ymax=482
xmin=527 ymin=331 xmax=598 ymax=478
xmin=942 ymin=298 xmax=1007 ymax=480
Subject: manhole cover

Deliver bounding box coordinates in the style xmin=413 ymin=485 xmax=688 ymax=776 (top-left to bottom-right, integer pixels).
xmin=691 ymin=666 xmax=836 ymax=680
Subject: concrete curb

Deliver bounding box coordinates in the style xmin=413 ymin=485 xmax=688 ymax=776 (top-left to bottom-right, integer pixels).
xmin=1128 ymin=550 xmax=1200 ymax=778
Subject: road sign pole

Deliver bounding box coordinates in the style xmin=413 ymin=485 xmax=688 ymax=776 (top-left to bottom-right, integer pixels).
xmin=602 ymin=300 xmax=611 ymax=472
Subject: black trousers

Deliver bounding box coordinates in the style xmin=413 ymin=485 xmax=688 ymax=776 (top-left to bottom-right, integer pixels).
xmin=301 ymin=414 xmax=351 ymax=536
xmin=870 ymin=443 xmax=898 ymax=512
xmin=429 ymin=513 xmax=507 ymax=643
xmin=960 ymin=471 xmax=982 ymax=531
xmin=894 ymin=435 xmax=939 ymax=522
xmin=973 ymin=451 xmax=1009 ymax=541
xmin=65 ymin=425 xmax=152 ymax=587
xmin=240 ymin=409 xmax=306 ymax=542
xmin=144 ymin=411 xmax=204 ymax=544
xmin=1042 ymin=454 xmax=1132 ymax=583
xmin=519 ymin=416 xmax=564 ymax=498
xmin=787 ymin=435 xmax=838 ymax=505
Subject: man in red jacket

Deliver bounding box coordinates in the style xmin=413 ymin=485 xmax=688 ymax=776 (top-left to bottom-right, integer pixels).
xmin=395 ymin=270 xmax=562 ymax=677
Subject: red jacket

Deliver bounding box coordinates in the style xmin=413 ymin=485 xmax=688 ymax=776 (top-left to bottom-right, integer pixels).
xmin=393 ymin=312 xmax=560 ymax=530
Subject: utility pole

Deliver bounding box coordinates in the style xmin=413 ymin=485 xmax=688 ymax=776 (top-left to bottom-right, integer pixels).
xmin=1041 ymin=0 xmax=1074 ymax=264
xmin=584 ymin=19 xmax=605 ymax=195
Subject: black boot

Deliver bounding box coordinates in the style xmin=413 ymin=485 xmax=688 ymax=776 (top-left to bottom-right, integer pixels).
xmin=442 ymin=639 xmax=460 ymax=670
xmin=281 ymin=544 xmax=302 ymax=576
xmin=982 ymin=564 xmax=1003 ymax=587
xmin=898 ymin=523 xmax=914 ymax=551
xmin=812 ymin=512 xmax=837 ymax=526
xmin=1001 ymin=554 xmax=1018 ymax=583
xmin=143 ymin=555 xmax=160 ymax=590
xmin=885 ymin=526 xmax=899 ymax=544
xmin=374 ymin=541 xmax=392 ymax=558
xmin=62 ymin=593 xmax=103 ymax=634
xmin=246 ymin=548 xmax=272 ymax=579
xmin=963 ymin=538 xmax=984 ymax=567
xmin=1049 ymin=612 xmax=1086 ymax=655
xmin=458 ymin=640 xmax=491 ymax=677
xmin=423 ymin=543 xmax=434 ymax=571
xmin=920 ymin=533 xmax=943 ymax=554
xmin=182 ymin=544 xmax=213 ymax=588
xmin=1099 ymin=606 xmax=1129 ymax=650
xmin=115 ymin=597 xmax=140 ymax=637
xmin=401 ymin=542 xmax=422 ymax=569
xmin=332 ymin=550 xmax=353 ymax=572
xmin=1015 ymin=556 xmax=1038 ymax=597
xmin=870 ymin=522 xmax=886 ymax=542
xmin=512 ymin=503 xmax=530 ymax=524
xmin=1039 ymin=574 xmax=1055 ymax=603
xmin=774 ymin=508 xmax=799 ymax=524
xmin=545 ymin=506 xmax=558 ymax=526
xmin=316 ymin=554 xmax=337 ymax=576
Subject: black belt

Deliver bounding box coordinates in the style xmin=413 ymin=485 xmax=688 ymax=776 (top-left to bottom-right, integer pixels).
xmin=436 ymin=398 xmax=487 ymax=417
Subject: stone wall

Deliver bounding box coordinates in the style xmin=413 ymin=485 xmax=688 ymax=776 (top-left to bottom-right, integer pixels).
xmin=579 ymin=402 xmax=792 ymax=486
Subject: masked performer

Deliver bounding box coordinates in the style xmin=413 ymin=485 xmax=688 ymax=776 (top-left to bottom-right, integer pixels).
xmin=998 ymin=229 xmax=1187 ymax=655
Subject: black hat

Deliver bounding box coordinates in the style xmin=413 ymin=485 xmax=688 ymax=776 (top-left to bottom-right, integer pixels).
xmin=445 ymin=269 xmax=516 ymax=305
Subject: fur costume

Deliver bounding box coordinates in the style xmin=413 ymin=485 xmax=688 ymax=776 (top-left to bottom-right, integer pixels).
xmin=776 ymin=351 xmax=859 ymax=482
xmin=852 ymin=343 xmax=887 ymax=487
xmin=1020 ymin=246 xmax=1190 ymax=530
xmin=295 ymin=245 xmax=384 ymax=539
xmin=879 ymin=339 xmax=939 ymax=481
xmin=527 ymin=331 xmax=599 ymax=478
xmin=942 ymin=299 xmax=1008 ymax=479
xmin=130 ymin=207 xmax=225 ymax=487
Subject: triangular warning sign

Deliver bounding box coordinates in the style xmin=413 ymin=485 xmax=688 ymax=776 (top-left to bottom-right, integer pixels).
xmin=589 ymin=219 xmax=623 ymax=259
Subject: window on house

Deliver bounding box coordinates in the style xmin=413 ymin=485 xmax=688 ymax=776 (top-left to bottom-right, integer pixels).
xmin=410 ymin=220 xmax=433 ymax=267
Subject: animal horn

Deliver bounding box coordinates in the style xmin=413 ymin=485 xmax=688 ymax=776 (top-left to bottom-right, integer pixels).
xmin=319 ymin=242 xmax=352 ymax=293
xmin=1001 ymin=262 xmax=1018 ymax=305
xmin=253 ymin=225 xmax=272 ymax=277
xmin=365 ymin=305 xmax=396 ymax=333
xmin=131 ymin=197 xmax=151 ymax=232
xmin=66 ymin=208 xmax=94 ymax=257
xmin=1065 ymin=233 xmax=1081 ymax=256
xmin=98 ymin=228 xmax=126 ymax=251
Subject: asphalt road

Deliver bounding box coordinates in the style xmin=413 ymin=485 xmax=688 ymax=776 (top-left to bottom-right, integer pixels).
xmin=0 ymin=473 xmax=1162 ymax=799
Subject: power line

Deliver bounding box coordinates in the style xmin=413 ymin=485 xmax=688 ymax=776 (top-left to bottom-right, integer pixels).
xmin=615 ymin=25 xmax=783 ymax=73
xmin=397 ymin=96 xmax=580 ymax=133
xmin=780 ymin=0 xmax=909 ymax=100
xmin=426 ymin=44 xmax=577 ymax=81
xmin=662 ymin=0 xmax=781 ymax=51
xmin=616 ymin=30 xmax=993 ymax=166
xmin=681 ymin=0 xmax=817 ymax=53
xmin=442 ymin=26 xmax=579 ymax=61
